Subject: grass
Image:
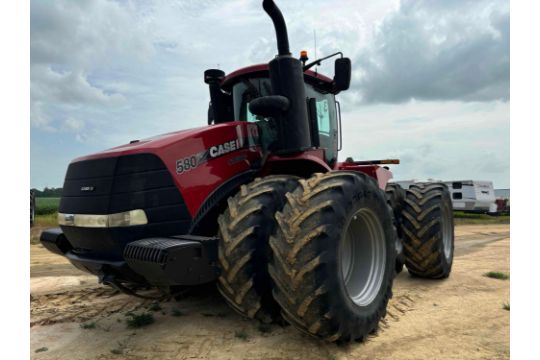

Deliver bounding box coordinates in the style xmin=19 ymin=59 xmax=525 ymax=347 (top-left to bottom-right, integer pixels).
xmin=126 ymin=312 xmax=154 ymax=328
xmin=35 ymin=347 xmax=48 ymax=353
xmin=31 ymin=213 xmax=59 ymax=244
xmin=234 ymin=329 xmax=249 ymax=340
xmin=503 ymin=303 xmax=510 ymax=311
xmin=80 ymin=322 xmax=96 ymax=329
xmin=484 ymin=271 xmax=510 ymax=280
xmin=35 ymin=197 xmax=60 ymax=215
xmin=33 ymin=213 xmax=59 ymax=227
xmin=453 ymin=211 xmax=509 ymax=225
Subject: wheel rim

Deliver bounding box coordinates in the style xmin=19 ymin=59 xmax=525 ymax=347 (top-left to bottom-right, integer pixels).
xmin=441 ymin=202 xmax=452 ymax=260
xmin=340 ymin=208 xmax=386 ymax=307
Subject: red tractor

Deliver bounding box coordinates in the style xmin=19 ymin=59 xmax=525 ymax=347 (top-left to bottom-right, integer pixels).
xmin=41 ymin=0 xmax=454 ymax=342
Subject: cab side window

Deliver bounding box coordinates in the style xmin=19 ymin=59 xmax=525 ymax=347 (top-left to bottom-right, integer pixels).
xmin=305 ymin=84 xmax=338 ymax=165
xmin=316 ymin=98 xmax=331 ymax=135
xmin=232 ymin=78 xmax=278 ymax=151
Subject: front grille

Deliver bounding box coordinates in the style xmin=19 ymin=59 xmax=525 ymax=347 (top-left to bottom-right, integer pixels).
xmin=58 ymin=153 xmax=192 ymax=259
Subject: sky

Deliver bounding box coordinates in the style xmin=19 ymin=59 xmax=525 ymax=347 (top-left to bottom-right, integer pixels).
xmin=30 ymin=0 xmax=509 ymax=189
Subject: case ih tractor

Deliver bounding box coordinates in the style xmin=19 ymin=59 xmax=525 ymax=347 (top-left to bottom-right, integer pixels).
xmin=40 ymin=0 xmax=454 ymax=342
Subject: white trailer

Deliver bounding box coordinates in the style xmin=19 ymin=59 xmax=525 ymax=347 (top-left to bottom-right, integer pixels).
xmin=393 ymin=179 xmax=498 ymax=213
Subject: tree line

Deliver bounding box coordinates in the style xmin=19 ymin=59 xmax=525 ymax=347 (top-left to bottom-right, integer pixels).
xmin=31 ymin=187 xmax=63 ymax=198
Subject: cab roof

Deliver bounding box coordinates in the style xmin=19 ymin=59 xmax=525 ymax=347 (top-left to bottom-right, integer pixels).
xmin=221 ymin=64 xmax=336 ymax=94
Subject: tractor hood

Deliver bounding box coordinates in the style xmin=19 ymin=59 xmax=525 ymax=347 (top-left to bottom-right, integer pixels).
xmin=73 ymin=124 xmax=234 ymax=163
xmin=65 ymin=121 xmax=263 ymax=218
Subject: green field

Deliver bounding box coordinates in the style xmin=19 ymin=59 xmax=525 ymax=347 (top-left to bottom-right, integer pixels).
xmin=453 ymin=211 xmax=510 ymax=225
xmin=35 ymin=197 xmax=60 ymax=215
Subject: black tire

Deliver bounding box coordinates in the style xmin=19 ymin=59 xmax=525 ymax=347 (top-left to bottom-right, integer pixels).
xmin=269 ymin=172 xmax=396 ymax=342
xmin=401 ymin=183 xmax=454 ymax=278
xmin=385 ymin=183 xmax=406 ymax=273
xmin=30 ymin=191 xmax=35 ymax=227
xmin=217 ymin=175 xmax=299 ymax=323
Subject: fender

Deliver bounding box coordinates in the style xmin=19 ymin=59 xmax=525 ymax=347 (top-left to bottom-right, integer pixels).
xmin=261 ymin=148 xmax=331 ymax=178
xmin=337 ymin=163 xmax=394 ymax=190
xmin=189 ymin=170 xmax=258 ymax=236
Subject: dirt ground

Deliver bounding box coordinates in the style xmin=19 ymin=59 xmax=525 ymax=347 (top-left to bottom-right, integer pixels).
xmin=30 ymin=224 xmax=510 ymax=360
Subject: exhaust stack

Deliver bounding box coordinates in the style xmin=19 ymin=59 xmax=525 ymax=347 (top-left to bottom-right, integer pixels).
xmin=263 ymin=0 xmax=290 ymax=55
xmin=261 ymin=0 xmax=312 ymax=154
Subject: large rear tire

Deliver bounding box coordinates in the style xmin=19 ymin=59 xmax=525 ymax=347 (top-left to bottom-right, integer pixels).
xmin=217 ymin=175 xmax=299 ymax=323
xmin=269 ymin=172 xmax=396 ymax=342
xmin=401 ymin=183 xmax=454 ymax=278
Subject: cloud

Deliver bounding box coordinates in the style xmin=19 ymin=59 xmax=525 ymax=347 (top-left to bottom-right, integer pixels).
xmin=30 ymin=0 xmax=151 ymax=134
xmin=62 ymin=117 xmax=85 ymax=132
xmin=477 ymin=152 xmax=509 ymax=174
xmin=31 ymin=66 xmax=125 ymax=106
xmin=352 ymin=0 xmax=509 ymax=103
xmin=30 ymin=0 xmax=153 ymax=68
xmin=339 ymin=99 xmax=509 ymax=187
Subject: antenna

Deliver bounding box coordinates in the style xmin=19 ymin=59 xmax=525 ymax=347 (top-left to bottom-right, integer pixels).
xmin=313 ymin=30 xmax=317 ymax=71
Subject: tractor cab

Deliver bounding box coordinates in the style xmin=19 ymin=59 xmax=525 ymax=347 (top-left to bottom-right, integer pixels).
xmin=205 ymin=60 xmax=349 ymax=169
xmin=210 ymin=64 xmax=344 ymax=166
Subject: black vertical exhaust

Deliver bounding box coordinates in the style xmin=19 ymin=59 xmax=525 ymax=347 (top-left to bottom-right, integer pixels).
xmin=262 ymin=0 xmax=290 ymax=55
xmin=262 ymin=0 xmax=312 ymax=154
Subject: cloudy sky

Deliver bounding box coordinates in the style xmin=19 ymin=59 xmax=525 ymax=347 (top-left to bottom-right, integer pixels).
xmin=30 ymin=0 xmax=509 ymax=189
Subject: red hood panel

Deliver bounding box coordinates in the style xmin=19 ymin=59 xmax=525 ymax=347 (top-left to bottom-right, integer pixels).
xmin=71 ymin=122 xmax=263 ymax=218
xmin=74 ymin=124 xmax=234 ymax=162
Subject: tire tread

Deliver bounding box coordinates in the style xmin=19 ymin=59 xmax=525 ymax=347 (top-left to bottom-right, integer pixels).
xmin=401 ymin=182 xmax=454 ymax=279
xmin=217 ymin=175 xmax=299 ymax=322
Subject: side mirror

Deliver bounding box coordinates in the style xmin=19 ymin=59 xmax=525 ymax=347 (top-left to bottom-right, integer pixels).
xmin=334 ymin=57 xmax=351 ymax=92
xmin=249 ymin=95 xmax=290 ymax=118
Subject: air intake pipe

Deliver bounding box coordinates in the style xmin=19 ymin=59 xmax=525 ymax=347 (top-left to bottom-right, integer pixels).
xmin=260 ymin=0 xmax=312 ymax=154
xmin=204 ymin=69 xmax=227 ymax=124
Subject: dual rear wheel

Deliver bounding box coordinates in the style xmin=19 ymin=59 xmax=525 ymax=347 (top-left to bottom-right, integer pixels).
xmin=217 ymin=173 xmax=454 ymax=342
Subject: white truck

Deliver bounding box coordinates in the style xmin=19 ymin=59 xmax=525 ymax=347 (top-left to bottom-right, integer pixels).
xmin=394 ymin=179 xmax=498 ymax=213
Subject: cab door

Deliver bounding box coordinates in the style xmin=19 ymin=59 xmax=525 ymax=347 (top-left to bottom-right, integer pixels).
xmin=305 ymin=84 xmax=339 ymax=166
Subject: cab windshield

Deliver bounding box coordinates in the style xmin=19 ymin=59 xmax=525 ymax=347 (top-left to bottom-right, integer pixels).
xmin=232 ymin=77 xmax=338 ymax=164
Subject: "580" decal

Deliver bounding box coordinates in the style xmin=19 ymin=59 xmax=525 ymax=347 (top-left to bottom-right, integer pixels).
xmin=176 ymin=155 xmax=199 ymax=174
xmin=176 ymin=138 xmax=244 ymax=174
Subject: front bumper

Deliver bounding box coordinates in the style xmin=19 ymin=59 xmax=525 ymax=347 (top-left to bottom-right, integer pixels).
xmin=40 ymin=228 xmax=219 ymax=287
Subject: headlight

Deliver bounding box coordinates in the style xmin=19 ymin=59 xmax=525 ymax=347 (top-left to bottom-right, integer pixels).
xmin=58 ymin=209 xmax=148 ymax=228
